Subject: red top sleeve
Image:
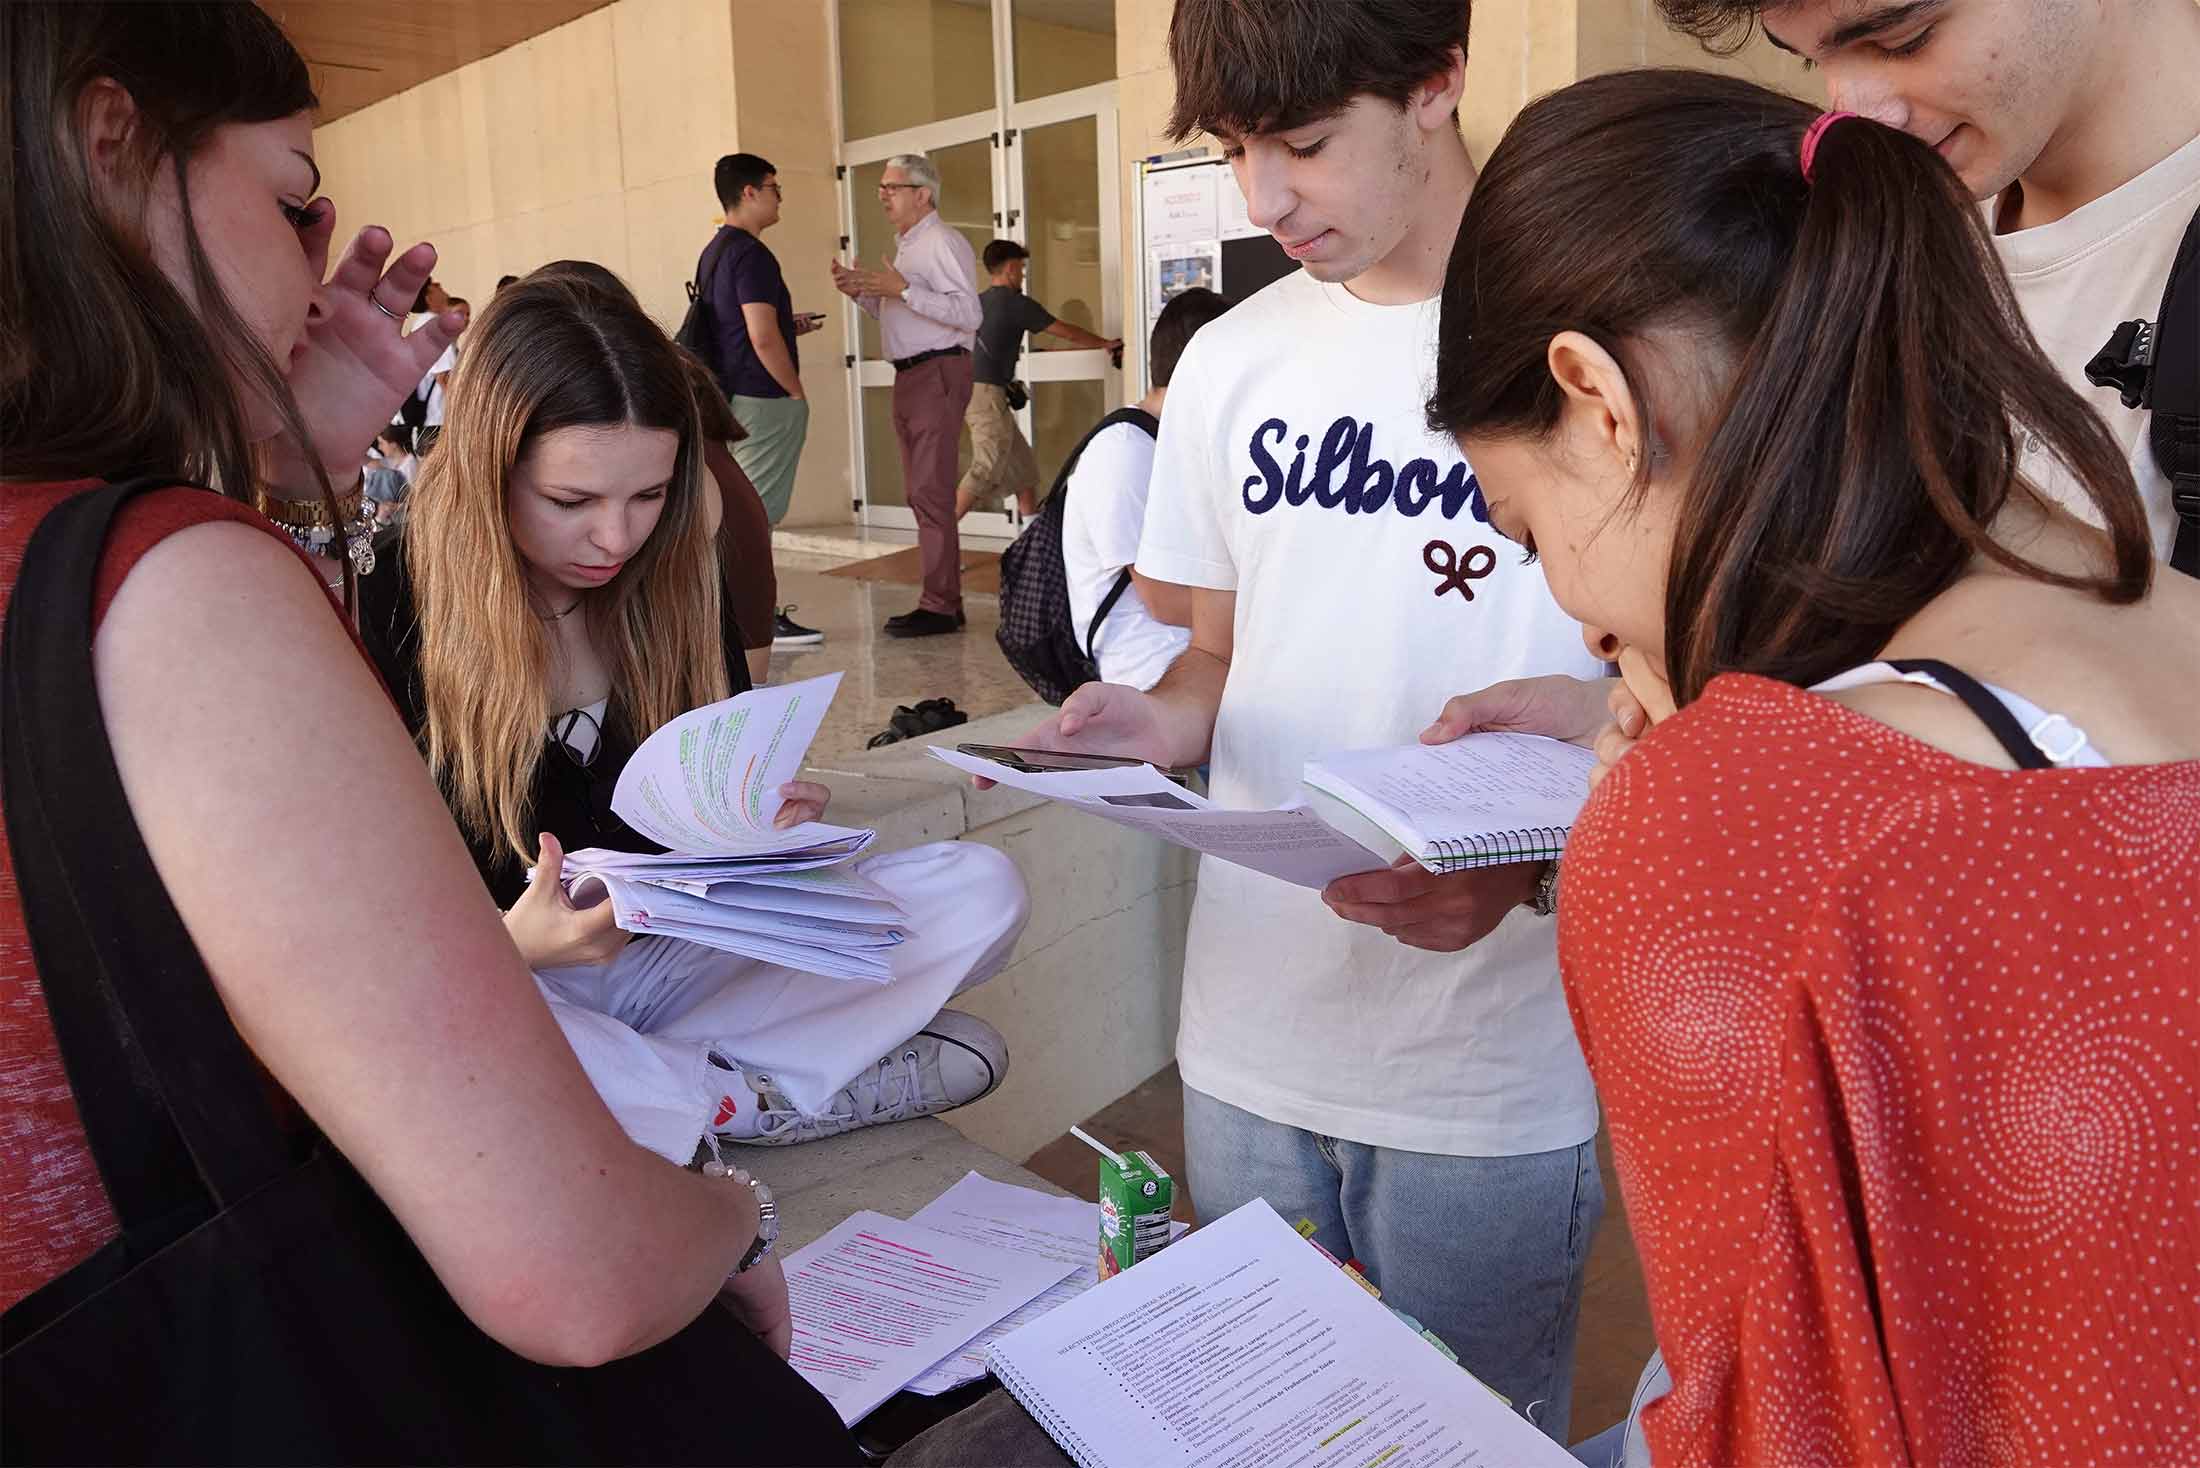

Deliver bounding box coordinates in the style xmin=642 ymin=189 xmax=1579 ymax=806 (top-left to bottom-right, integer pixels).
xmin=1560 ymin=673 xmax=2200 ymax=1465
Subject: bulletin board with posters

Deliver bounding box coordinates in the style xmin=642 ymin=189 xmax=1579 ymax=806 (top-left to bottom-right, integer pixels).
xmin=1131 ymin=153 xmax=1294 ymax=394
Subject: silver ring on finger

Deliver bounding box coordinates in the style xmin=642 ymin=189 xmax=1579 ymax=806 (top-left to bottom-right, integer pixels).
xmin=367 ymin=289 xmax=405 ymax=325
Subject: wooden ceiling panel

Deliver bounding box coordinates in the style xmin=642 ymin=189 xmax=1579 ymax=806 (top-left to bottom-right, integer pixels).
xmin=259 ymin=0 xmax=615 ymax=123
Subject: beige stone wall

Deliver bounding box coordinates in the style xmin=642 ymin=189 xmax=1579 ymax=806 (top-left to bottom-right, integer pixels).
xmin=730 ymin=0 xmax=850 ymax=528
xmin=313 ymin=0 xmax=857 ymax=529
xmin=316 ymin=0 xmax=1805 ymax=533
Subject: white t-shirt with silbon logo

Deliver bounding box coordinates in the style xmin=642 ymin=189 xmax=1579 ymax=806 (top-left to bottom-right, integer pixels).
xmin=1136 ymin=269 xmax=1604 ymax=1157
xmin=1993 ymin=130 xmax=2200 ymax=558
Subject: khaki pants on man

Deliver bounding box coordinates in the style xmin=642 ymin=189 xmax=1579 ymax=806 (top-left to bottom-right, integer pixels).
xmin=957 ymin=382 xmax=1039 ymax=517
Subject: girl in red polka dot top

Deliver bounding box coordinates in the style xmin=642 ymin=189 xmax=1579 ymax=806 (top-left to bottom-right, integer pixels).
xmin=1429 ymin=71 xmax=2200 ymax=1465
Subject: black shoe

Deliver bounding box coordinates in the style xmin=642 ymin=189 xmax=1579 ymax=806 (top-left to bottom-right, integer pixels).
xmin=772 ymin=606 xmax=823 ymax=646
xmin=883 ymin=608 xmax=964 ymax=636
xmin=865 ymin=698 xmax=970 ymax=747
xmin=884 ymin=606 xmax=965 ymax=628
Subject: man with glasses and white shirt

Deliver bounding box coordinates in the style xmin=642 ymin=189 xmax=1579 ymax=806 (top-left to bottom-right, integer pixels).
xmin=832 ymin=153 xmax=983 ymax=638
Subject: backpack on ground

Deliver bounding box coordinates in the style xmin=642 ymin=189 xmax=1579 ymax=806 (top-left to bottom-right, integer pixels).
xmin=675 ymin=232 xmax=736 ymax=384
xmin=995 ymin=407 xmax=1159 ymax=704
xmin=2084 ymin=202 xmax=2200 ymax=577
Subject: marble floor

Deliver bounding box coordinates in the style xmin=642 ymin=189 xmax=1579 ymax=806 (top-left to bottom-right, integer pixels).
xmin=767 ymin=550 xmax=1039 ymax=760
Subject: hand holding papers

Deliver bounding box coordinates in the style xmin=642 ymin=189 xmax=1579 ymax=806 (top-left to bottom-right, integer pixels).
xmin=933 ymin=731 xmax=1599 ymax=889
xmin=550 ymin=675 xmax=904 ymax=976
xmin=929 ymin=746 xmax=1387 ymax=888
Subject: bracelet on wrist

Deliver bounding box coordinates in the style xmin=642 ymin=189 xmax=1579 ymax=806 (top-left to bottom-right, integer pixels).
xmin=704 ymin=1157 xmax=779 ymax=1274
xmin=1525 ymin=860 xmax=1561 ymax=918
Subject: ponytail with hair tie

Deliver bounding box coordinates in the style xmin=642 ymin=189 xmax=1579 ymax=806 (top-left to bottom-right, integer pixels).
xmin=1799 ymin=110 xmax=1859 ymax=183
xmin=1428 ymin=67 xmax=2154 ymax=706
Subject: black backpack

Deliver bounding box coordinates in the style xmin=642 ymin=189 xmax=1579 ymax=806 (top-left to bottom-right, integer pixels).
xmin=996 ymin=407 xmax=1159 ymax=704
xmin=2084 ymin=202 xmax=2200 ymax=577
xmin=675 ymin=231 xmax=737 ymax=384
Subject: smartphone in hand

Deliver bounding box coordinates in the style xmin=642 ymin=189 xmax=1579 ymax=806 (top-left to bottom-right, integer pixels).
xmin=957 ymin=743 xmax=1199 ymax=783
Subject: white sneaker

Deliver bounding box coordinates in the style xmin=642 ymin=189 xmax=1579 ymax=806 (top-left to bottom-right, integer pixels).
xmin=718 ymin=1010 xmax=1007 ymax=1147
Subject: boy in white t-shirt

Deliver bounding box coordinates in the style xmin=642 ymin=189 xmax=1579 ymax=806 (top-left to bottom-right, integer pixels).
xmin=1060 ymin=288 xmax=1230 ymax=690
xmin=1015 ymin=0 xmax=1606 ymax=1439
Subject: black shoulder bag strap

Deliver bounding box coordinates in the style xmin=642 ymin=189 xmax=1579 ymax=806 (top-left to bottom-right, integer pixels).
xmin=1074 ymin=407 xmax=1160 ymax=658
xmin=1885 ymin=658 xmax=2055 ymax=770
xmin=1 ymin=480 xmax=302 ymax=1333
xmin=688 ymin=228 xmax=735 ymax=305
xmin=2085 ymin=202 xmax=2200 ymax=577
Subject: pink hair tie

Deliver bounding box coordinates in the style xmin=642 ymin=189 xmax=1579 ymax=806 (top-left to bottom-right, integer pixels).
xmin=1800 ymin=110 xmax=1858 ymax=183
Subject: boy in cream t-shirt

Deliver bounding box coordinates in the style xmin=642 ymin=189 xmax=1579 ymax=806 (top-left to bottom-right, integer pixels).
xmin=1656 ymin=0 xmax=2200 ymax=558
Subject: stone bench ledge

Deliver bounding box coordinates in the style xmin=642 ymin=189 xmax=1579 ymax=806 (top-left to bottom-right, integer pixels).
xmin=761 ymin=1116 xmax=1068 ymax=1252
xmin=805 ymin=704 xmax=1056 ymax=847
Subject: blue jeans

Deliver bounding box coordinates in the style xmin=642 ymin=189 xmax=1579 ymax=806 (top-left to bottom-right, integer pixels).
xmin=1183 ymin=1083 xmax=1604 ymax=1443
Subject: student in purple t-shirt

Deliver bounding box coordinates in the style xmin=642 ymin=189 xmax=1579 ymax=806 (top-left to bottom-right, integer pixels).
xmin=701 ymin=152 xmax=826 ymax=645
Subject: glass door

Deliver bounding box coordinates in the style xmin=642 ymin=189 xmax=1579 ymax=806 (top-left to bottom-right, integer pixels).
xmin=836 ymin=0 xmax=1119 ymax=543
xmin=839 ymin=132 xmax=998 ymax=536
xmin=1007 ymin=97 xmax=1121 ymax=528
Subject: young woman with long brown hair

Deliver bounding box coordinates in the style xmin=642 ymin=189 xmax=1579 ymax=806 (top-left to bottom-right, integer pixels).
xmin=357 ymin=268 xmax=1028 ymax=1168
xmin=0 ymin=5 xmax=876 ymax=1460
xmin=1427 ymin=68 xmax=2200 ymax=1465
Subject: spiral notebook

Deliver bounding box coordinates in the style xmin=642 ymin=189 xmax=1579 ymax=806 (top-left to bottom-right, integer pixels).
xmin=1301 ymin=732 xmax=1600 ymax=873
xmin=985 ymin=1199 xmax=1573 ymax=1468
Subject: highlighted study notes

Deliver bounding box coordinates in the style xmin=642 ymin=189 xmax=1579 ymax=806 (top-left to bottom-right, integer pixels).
xmin=987 ymin=1199 xmax=1575 ymax=1468
xmin=554 ymin=675 xmax=901 ymax=976
xmin=614 ymin=672 xmax=868 ymax=856
xmin=901 ymin=1171 xmax=1189 ymax=1397
xmin=783 ymin=1210 xmax=1077 ymax=1426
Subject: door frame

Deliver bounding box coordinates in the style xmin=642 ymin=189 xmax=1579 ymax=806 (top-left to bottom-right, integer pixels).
xmin=834 ymin=4 xmax=1121 ymax=544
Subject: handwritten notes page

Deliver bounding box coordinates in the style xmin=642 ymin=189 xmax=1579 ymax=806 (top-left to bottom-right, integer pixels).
xmin=1302 ymin=733 xmax=1598 ymax=870
xmin=987 ymin=1200 xmax=1572 ymax=1468
xmin=783 ymin=1209 xmax=1076 ymax=1425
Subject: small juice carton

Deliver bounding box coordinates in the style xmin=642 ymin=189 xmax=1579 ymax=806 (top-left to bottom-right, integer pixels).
xmin=1096 ymin=1147 xmax=1174 ymax=1280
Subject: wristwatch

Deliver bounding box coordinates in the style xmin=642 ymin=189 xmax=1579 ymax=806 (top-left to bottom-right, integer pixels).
xmin=705 ymin=1158 xmax=779 ymax=1273
xmin=898 ymin=284 xmax=913 ymax=303
xmin=1525 ymin=861 xmax=1560 ymax=918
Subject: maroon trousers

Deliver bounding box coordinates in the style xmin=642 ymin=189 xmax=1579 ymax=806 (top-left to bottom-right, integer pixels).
xmin=891 ymin=350 xmax=975 ymax=614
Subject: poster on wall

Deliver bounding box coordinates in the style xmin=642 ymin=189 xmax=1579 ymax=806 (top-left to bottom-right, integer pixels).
xmin=1134 ymin=156 xmax=1293 ymax=392
xmin=1149 ymin=244 xmax=1221 ymax=318
xmin=1143 ymin=167 xmax=1219 ymax=250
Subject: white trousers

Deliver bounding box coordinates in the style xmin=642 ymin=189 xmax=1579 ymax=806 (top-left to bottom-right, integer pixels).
xmin=535 ymin=842 xmax=1030 ymax=1162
